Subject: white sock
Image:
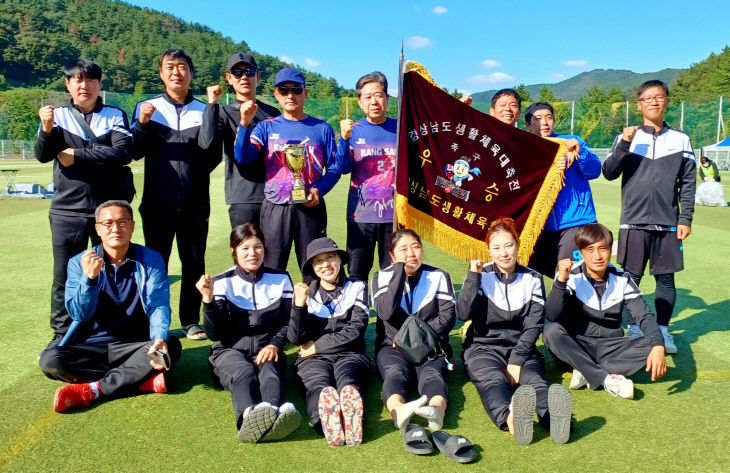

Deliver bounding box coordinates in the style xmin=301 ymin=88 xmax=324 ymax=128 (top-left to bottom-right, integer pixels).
xmin=415 ymin=406 xmax=443 ymax=431
xmin=279 ymin=402 xmax=295 ymax=413
xmin=89 ymin=382 xmax=101 ymax=399
xmin=394 ymin=395 xmax=428 ymax=430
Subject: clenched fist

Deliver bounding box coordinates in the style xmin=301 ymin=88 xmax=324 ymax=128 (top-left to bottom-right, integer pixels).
xmin=468 ymin=260 xmax=483 ymax=273
xmin=339 ymin=119 xmax=354 ymax=140
xmin=206 ymin=85 xmax=223 ymax=104
xmin=293 ymin=281 xmax=309 ymax=308
xmin=556 ymin=258 xmax=573 ymax=283
xmin=622 ymin=126 xmax=639 ymax=143
xmin=81 ymin=250 xmax=104 ymax=280
xmin=239 ymin=100 xmax=258 ymax=127
xmin=39 ymin=105 xmax=55 ymax=134
xmin=138 ymin=103 xmax=156 ymax=124
xmin=196 ymin=274 xmax=213 ymax=303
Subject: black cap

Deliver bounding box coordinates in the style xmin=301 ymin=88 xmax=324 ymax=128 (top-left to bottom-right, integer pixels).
xmin=226 ymin=52 xmax=257 ymax=71
xmin=301 ymin=237 xmax=349 ymax=278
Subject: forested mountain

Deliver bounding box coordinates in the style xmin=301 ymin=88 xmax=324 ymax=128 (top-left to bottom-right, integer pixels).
xmin=0 ymin=0 xmax=349 ymax=97
xmin=672 ymin=47 xmax=730 ymax=101
xmin=472 ymin=68 xmax=682 ymax=103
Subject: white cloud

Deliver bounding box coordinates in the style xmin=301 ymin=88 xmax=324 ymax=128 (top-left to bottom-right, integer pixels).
xmin=305 ymin=57 xmax=320 ymax=68
xmin=279 ymin=55 xmax=295 ymax=64
xmin=481 ymin=59 xmax=501 ymax=69
xmin=466 ymin=72 xmax=516 ymax=85
xmin=551 ymin=73 xmax=566 ymax=80
xmin=457 ymin=88 xmax=471 ymax=97
xmin=405 ymin=36 xmax=433 ymax=49
xmin=563 ymin=59 xmax=587 ymax=67
xmin=432 ymin=6 xmax=448 ymax=14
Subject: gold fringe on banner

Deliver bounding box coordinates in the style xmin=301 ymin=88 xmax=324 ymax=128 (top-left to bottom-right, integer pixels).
xmin=515 ymin=137 xmax=568 ymax=265
xmin=397 ymin=61 xmax=568 ymax=265
xmin=396 ymin=194 xmax=490 ymax=262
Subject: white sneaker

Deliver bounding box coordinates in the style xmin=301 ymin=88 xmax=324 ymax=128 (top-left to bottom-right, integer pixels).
xmin=569 ymin=369 xmax=588 ymax=390
xmin=625 ymin=324 xmax=642 ymax=338
xmin=603 ymin=374 xmax=634 ymax=399
xmin=659 ymin=326 xmax=677 ymax=354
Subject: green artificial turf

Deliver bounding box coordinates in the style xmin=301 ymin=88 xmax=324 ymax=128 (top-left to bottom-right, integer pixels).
xmin=0 ymin=160 xmax=728 ymax=472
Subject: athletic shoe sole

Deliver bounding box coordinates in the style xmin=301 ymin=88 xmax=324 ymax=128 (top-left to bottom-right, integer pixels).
xmin=340 ymin=385 xmax=364 ymax=446
xmin=261 ymin=408 xmax=301 ymax=441
xmin=548 ymin=384 xmax=572 ymax=444
xmin=238 ymin=406 xmax=277 ymax=443
xmin=318 ymin=386 xmax=345 ymax=447
xmin=512 ymin=385 xmax=536 ymax=446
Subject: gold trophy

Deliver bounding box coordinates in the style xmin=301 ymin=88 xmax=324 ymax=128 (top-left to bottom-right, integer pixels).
xmin=284 ymin=144 xmax=308 ymax=204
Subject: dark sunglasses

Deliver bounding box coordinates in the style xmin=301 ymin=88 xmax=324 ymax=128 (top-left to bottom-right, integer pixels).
xmin=277 ymin=85 xmax=304 ymax=95
xmin=230 ymin=68 xmax=257 ymax=78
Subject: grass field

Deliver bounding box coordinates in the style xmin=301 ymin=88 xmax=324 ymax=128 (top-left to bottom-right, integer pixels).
xmin=1 ymin=160 xmax=728 ymax=472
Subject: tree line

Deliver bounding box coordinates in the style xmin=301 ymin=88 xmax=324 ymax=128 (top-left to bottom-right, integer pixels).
xmin=0 ymin=0 xmax=351 ymax=98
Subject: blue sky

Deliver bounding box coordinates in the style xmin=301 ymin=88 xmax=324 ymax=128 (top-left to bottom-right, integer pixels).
xmin=126 ymin=0 xmax=729 ymax=95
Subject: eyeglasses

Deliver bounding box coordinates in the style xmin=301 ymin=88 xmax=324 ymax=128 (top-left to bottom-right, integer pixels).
xmin=97 ymin=218 xmax=131 ymax=230
xmin=639 ymin=95 xmax=667 ymax=104
xmin=277 ymin=85 xmax=304 ymax=95
xmin=230 ymin=68 xmax=257 ymax=78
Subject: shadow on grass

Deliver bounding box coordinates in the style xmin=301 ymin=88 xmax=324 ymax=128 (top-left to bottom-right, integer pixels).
xmin=167 ymin=343 xmax=216 ymax=395
xmin=642 ymin=288 xmax=730 ymax=394
xmin=571 ymin=415 xmax=607 ymax=441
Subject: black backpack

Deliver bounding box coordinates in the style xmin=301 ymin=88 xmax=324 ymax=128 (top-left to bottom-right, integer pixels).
xmin=394 ymin=315 xmax=450 ymax=366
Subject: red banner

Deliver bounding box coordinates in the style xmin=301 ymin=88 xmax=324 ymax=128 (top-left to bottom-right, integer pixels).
xmin=395 ymin=63 xmax=567 ymax=263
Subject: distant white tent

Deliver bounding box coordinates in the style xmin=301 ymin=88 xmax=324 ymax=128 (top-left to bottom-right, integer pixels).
xmin=702 ymin=137 xmax=730 ymax=170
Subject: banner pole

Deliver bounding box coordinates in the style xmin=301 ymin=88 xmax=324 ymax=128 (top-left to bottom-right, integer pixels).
xmin=393 ymin=40 xmax=405 ymax=231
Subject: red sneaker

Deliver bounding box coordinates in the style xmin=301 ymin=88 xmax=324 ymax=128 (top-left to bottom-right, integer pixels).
xmin=53 ymin=383 xmax=94 ymax=413
xmin=139 ymin=372 xmax=167 ymax=394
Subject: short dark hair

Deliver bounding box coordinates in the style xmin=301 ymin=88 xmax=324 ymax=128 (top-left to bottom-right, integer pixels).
xmin=390 ymin=228 xmax=422 ymax=253
xmin=575 ymin=223 xmax=613 ymax=250
xmin=491 ymin=88 xmax=521 ymax=109
xmin=230 ymin=223 xmax=265 ymax=263
xmin=159 ymin=49 xmax=195 ymax=74
xmin=95 ymin=200 xmax=133 ymax=221
xmin=64 ymin=58 xmax=102 ymax=81
xmin=356 ymin=71 xmax=388 ymax=97
xmin=524 ymin=102 xmax=554 ymax=124
xmin=486 ymin=217 xmax=519 ymax=244
xmin=637 ymin=80 xmax=669 ymax=99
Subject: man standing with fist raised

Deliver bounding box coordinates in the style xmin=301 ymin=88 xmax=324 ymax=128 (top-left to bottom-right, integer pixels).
xmin=602 ymin=80 xmax=696 ymax=354
xmin=337 ymin=72 xmax=396 ymax=282
xmin=132 ymin=49 xmax=221 ymax=340
xmin=199 ymin=52 xmax=280 ymax=228
xmin=234 ymin=67 xmax=340 ymax=274
xmin=35 ymin=58 xmax=134 ymax=349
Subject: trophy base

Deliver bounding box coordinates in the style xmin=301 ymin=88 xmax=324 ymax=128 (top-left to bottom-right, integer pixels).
xmin=290 ymin=187 xmax=308 ymax=204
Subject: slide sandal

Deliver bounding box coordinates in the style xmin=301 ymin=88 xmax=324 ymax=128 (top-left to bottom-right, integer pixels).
xmin=403 ymin=423 xmax=434 ymax=455
xmin=432 ymin=431 xmax=476 ymax=463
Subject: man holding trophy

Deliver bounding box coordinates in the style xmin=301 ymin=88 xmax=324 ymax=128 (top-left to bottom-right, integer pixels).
xmin=234 ymin=67 xmax=340 ymax=272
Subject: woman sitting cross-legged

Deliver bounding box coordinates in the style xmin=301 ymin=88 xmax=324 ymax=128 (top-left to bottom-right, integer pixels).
xmin=288 ymin=237 xmax=370 ymax=447
xmin=196 ymin=223 xmax=301 ymax=443
xmin=457 ymin=217 xmax=573 ymax=445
